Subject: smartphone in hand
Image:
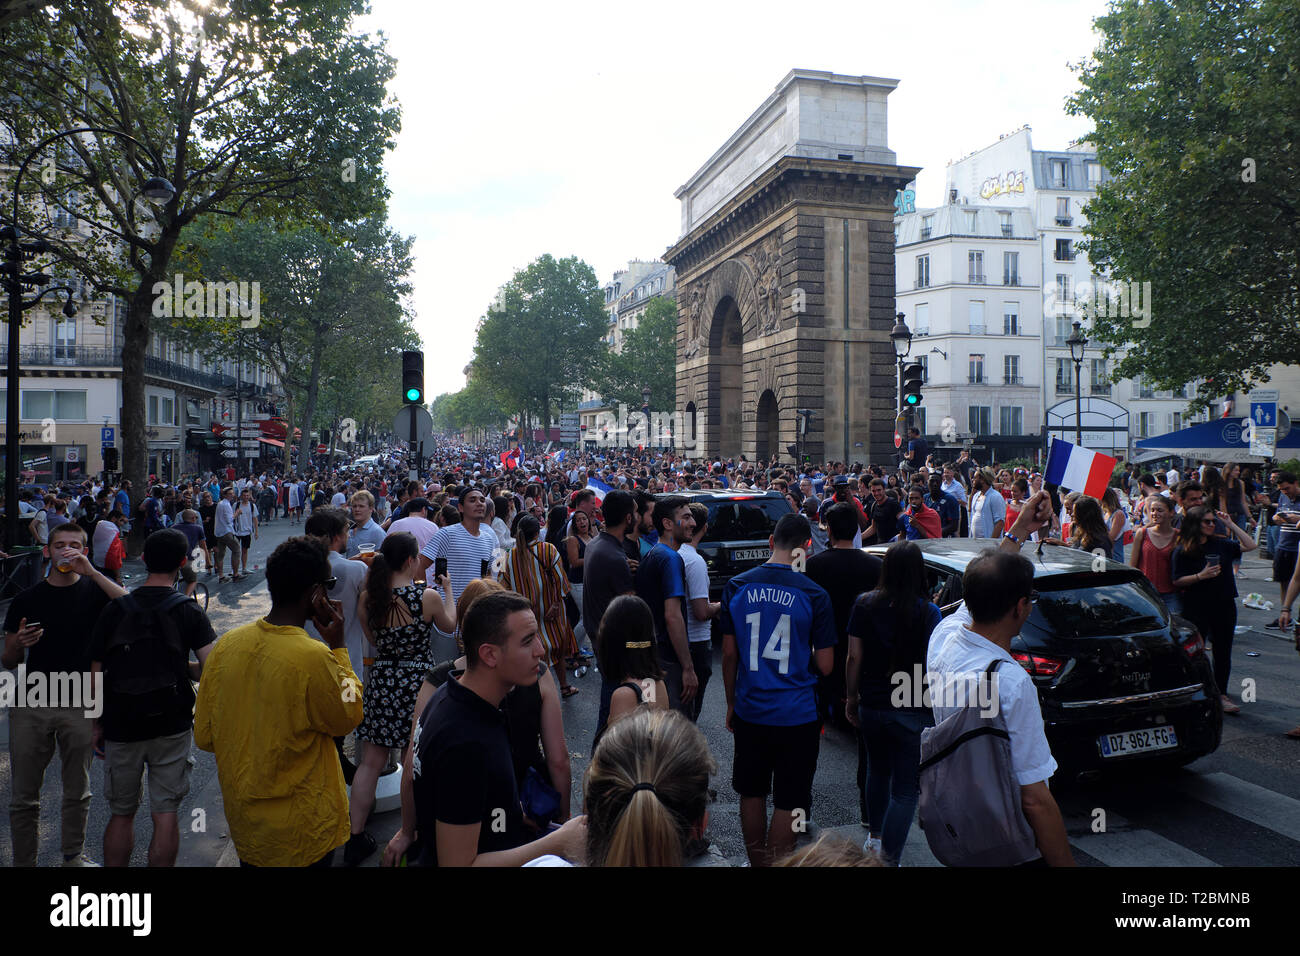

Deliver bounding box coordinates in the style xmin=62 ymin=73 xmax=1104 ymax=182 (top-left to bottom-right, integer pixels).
xmin=435 ymin=557 xmax=448 ymax=581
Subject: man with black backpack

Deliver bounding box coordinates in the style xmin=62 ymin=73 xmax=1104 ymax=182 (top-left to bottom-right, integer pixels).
xmin=89 ymin=528 xmax=216 ymax=867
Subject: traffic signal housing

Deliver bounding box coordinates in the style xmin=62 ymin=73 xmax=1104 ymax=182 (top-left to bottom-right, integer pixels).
xmin=402 ymin=350 xmax=424 ymax=405
xmin=902 ymin=362 xmax=924 ymax=408
xmin=102 ymin=446 xmax=119 ymax=471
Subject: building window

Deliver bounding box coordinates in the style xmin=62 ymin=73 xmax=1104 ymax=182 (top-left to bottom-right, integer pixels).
xmin=1056 ymin=358 xmax=1074 ymax=394
xmin=999 ymin=406 xmax=1023 ymax=435
xmin=915 ymin=302 xmax=929 ymax=335
xmin=1137 ymin=412 xmax=1154 ymax=438
xmin=921 ymin=215 xmax=933 ymax=240
xmin=916 ymin=255 xmax=930 ymax=288
xmin=54 ymin=316 xmax=77 ymax=362
xmin=968 ymin=250 xmax=985 ymax=284
xmin=966 ymin=210 xmax=978 ymax=233
xmin=999 ymin=211 xmax=1013 ymax=238
xmin=1055 ymin=274 xmax=1070 ymax=305
xmin=1055 ymin=238 xmax=1075 ymax=262
xmin=1003 ymin=251 xmax=1019 ymax=286
xmin=968 ymin=353 xmax=985 ymax=384
xmin=968 ymin=300 xmax=985 ymax=334
xmin=1056 ymin=197 xmax=1071 ymax=226
xmin=1172 ymin=383 xmax=1189 ymax=399
xmin=1003 ymin=303 xmax=1019 ymax=336
xmin=21 ymin=389 xmax=87 ymax=421
xmin=1137 ymin=376 xmax=1155 ymax=399
xmin=915 ymin=408 xmax=927 ymax=435
xmin=1054 ymin=316 xmax=1073 ymax=346
xmin=1051 ymin=159 xmax=1067 ymax=188
xmin=1004 ymin=355 xmax=1020 ymax=384
xmin=918 ymin=354 xmax=929 ymax=382
xmin=968 ymin=405 xmax=991 ymax=435
xmin=1090 ymin=358 xmax=1110 ymax=395
xmin=1086 ymin=162 xmax=1102 ymax=185
xmin=1168 ymin=412 xmax=1183 ymax=433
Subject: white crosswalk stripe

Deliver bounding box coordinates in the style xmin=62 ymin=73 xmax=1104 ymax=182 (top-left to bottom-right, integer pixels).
xmin=1069 ymin=812 xmax=1218 ymax=867
xmin=1169 ymin=771 xmax=1300 ymax=844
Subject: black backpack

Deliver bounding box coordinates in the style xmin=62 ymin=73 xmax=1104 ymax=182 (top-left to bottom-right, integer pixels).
xmin=101 ymin=591 xmax=194 ymax=718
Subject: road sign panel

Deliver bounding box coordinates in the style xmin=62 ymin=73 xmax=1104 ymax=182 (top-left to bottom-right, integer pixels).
xmin=1250 ymin=401 xmax=1277 ymax=427
xmin=221 ymin=450 xmax=240 ymax=458
xmin=100 ymin=426 xmax=115 ymax=444
xmin=1251 ymin=426 xmax=1277 ymax=457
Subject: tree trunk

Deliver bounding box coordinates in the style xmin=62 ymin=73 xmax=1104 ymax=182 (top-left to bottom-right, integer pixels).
xmin=121 ymin=255 xmax=171 ymax=555
xmin=296 ymin=338 xmax=325 ymax=471
xmin=281 ymin=391 xmax=295 ymax=475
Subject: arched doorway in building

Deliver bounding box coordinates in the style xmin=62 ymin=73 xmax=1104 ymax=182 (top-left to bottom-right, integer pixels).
xmin=711 ymin=297 xmax=743 ymax=459
xmin=683 ymin=401 xmax=698 ymax=454
xmin=755 ymin=389 xmax=779 ymax=461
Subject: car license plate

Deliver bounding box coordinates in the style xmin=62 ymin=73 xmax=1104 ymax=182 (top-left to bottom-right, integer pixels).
xmin=1098 ymin=726 xmax=1179 ymax=758
xmin=732 ymin=547 xmax=771 ymax=562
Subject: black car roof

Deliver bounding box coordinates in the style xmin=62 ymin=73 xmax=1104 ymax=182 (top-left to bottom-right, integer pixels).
xmin=862 ymin=538 xmax=1138 ymax=580
xmin=653 ymin=490 xmax=787 ymax=501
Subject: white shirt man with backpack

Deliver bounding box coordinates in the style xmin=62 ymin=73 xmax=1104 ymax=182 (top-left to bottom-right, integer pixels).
xmin=923 ymin=529 xmax=1074 ymax=867
xmin=90 ymin=528 xmax=217 ymax=866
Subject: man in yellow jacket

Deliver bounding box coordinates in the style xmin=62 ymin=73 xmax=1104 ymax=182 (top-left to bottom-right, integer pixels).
xmin=195 ymin=536 xmax=363 ymax=866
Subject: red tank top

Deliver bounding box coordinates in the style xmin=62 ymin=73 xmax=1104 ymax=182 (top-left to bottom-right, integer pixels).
xmin=1137 ymin=529 xmax=1176 ymax=594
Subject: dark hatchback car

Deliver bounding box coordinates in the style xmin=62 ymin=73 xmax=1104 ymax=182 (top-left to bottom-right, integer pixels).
xmin=656 ymin=490 xmax=794 ymax=600
xmin=863 ymin=539 xmax=1223 ymax=773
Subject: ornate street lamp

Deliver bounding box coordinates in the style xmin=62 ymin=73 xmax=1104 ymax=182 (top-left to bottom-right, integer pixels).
xmin=1066 ymin=320 xmax=1088 ymax=445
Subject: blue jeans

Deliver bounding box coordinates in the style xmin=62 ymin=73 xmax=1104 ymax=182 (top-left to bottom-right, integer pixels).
xmin=1161 ymin=591 xmax=1183 ymax=617
xmin=858 ymin=707 xmax=928 ymax=865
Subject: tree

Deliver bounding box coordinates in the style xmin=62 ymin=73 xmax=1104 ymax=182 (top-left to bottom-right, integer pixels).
xmin=592 ymin=295 xmax=677 ymax=410
xmin=0 ymin=0 xmax=398 ymax=529
xmin=172 ymin=215 xmax=416 ymax=472
xmin=1067 ymin=0 xmax=1300 ymax=408
xmin=469 ymin=254 xmax=607 ymax=440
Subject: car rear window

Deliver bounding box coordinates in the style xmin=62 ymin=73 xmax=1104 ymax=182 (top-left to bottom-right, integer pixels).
xmin=1030 ymin=576 xmax=1168 ymax=637
xmin=701 ymin=499 xmax=793 ymax=543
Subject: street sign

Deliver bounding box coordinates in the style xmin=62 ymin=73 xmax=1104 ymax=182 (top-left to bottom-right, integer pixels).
xmin=558 ymin=412 xmax=579 ymax=443
xmin=1251 ymin=426 xmax=1277 ymax=458
xmin=221 ymin=450 xmax=240 ymax=458
xmin=65 ymin=448 xmax=79 ymax=463
xmin=100 ymin=426 xmax=115 ymax=445
xmin=393 ymin=405 xmax=434 ymax=448
xmin=894 ymin=432 xmax=902 ymax=449
xmin=1249 ymin=400 xmax=1277 ymax=428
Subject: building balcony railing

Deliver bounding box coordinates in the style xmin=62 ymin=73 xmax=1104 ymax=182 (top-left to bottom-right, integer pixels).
xmin=968 ymin=324 xmax=986 ymax=335
xmin=1056 ymin=381 xmax=1074 ymax=394
xmin=968 ymin=375 xmax=986 ymax=384
xmin=1056 ymin=217 xmax=1073 ymax=227
xmin=143 ymin=355 xmax=239 ymax=393
xmin=1 ymin=345 xmax=120 ymax=367
xmin=914 ymin=279 xmax=930 ymax=289
xmin=968 ymin=274 xmax=986 ymax=284
xmin=1003 ymin=275 xmax=1020 ymax=286
xmin=1003 ymin=375 xmax=1024 ymax=385
xmin=1091 ymin=383 xmax=1112 ymax=396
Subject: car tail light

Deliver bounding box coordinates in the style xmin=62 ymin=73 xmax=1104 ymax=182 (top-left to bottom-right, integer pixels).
xmin=1012 ymin=651 xmax=1066 ymax=677
xmin=1178 ymin=630 xmax=1205 ymax=658
xmin=731 ymin=495 xmax=756 ymax=500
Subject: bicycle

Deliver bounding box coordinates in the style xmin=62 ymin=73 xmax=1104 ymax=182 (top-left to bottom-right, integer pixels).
xmin=175 ymin=574 xmax=209 ymax=613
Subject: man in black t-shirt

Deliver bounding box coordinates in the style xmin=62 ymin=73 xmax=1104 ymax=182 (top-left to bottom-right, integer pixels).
xmin=581 ymin=490 xmax=638 ymax=739
xmin=90 ymin=529 xmax=216 ymax=867
xmin=2 ymin=523 xmax=127 ymax=866
xmin=412 ymin=591 xmax=585 ymax=866
xmin=862 ymin=479 xmax=903 ymax=546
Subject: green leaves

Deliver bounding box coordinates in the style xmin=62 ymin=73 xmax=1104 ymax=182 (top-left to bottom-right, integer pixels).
xmin=592 ymin=295 xmax=677 ymax=410
xmin=1068 ymin=0 xmax=1300 ymax=408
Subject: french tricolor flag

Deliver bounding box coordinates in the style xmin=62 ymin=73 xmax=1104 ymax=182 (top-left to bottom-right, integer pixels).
xmin=586 ymin=477 xmax=613 ymax=504
xmin=1044 ymin=438 xmax=1117 ymax=498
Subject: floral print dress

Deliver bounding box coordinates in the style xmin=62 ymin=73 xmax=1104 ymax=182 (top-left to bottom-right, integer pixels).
xmin=357 ymin=582 xmax=433 ymax=748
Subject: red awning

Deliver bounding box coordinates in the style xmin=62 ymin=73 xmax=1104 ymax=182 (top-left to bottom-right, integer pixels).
xmin=259 ymin=437 xmax=285 ymax=448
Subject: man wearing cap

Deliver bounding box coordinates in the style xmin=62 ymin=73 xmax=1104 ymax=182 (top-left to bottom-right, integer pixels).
xmin=968 ymin=468 xmax=1007 ymax=539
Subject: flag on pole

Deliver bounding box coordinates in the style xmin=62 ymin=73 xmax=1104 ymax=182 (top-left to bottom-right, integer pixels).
xmin=586 ymin=477 xmax=613 ymax=504
xmin=1043 ymin=438 xmax=1117 ymax=498
xmin=553 ymin=449 xmax=566 ymax=463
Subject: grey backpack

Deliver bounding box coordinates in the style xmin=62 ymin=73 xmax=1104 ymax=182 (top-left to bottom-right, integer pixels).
xmin=918 ymin=659 xmax=1040 ymax=866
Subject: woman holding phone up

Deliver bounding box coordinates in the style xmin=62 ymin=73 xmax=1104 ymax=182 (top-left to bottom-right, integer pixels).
xmin=1171 ymin=505 xmax=1257 ymax=715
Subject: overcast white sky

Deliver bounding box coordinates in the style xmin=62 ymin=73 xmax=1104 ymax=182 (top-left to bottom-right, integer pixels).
xmin=359 ymin=0 xmax=1110 ymax=394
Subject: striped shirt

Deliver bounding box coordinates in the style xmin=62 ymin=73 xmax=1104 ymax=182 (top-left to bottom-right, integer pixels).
xmin=419 ymin=522 xmax=497 ymax=604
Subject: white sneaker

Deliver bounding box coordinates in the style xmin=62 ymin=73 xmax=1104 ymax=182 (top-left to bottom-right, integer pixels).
xmin=863 ymin=836 xmax=882 ymax=857
xmin=63 ymin=853 xmax=100 ymax=867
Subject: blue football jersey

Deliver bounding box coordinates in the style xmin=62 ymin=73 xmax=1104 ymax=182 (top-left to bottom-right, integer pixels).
xmin=720 ymin=562 xmax=837 ymax=726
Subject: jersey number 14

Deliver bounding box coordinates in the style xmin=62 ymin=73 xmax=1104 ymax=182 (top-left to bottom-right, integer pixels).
xmin=746 ymin=612 xmax=791 ymax=675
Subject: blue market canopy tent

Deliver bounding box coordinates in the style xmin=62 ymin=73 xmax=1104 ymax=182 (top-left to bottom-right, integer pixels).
xmin=1133 ymin=419 xmax=1300 ymax=464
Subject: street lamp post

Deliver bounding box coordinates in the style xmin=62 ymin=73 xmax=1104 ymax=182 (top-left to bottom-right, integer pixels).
xmin=1066 ymin=320 xmax=1088 ymax=446
xmin=3 ymin=127 xmax=173 ymax=549
xmin=641 ymin=385 xmax=651 ymax=449
xmin=890 ymin=311 xmax=913 ymax=428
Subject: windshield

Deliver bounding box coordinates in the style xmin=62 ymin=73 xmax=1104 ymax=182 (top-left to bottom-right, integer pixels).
xmin=1030 ymin=576 xmax=1168 ymax=637
xmin=701 ymin=499 xmax=793 ymax=543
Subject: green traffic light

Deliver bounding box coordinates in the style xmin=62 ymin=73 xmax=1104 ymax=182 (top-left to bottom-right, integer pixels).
xmin=405 ymin=388 xmax=421 ymax=402
xmin=904 ymin=394 xmax=920 ymax=405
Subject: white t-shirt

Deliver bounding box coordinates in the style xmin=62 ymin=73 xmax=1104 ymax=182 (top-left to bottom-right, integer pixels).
xmin=419 ymin=522 xmax=498 ymax=604
xmin=1166 ymin=468 xmax=1180 ymax=487
xmin=968 ymin=488 xmax=1007 ymax=539
xmin=331 ymin=492 xmax=348 ymax=508
xmin=678 ymin=542 xmax=712 ymax=644
xmin=927 ymin=605 xmax=1057 ymax=787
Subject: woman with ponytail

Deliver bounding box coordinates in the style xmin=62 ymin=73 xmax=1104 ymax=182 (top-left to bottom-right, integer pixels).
xmin=346 ymin=531 xmax=455 ymax=865
xmin=501 ymin=514 xmax=580 ymax=696
xmin=527 ymin=709 xmax=715 ymax=868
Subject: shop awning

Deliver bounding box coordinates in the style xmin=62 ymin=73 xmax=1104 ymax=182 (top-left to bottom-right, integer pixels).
xmin=259 ymin=437 xmax=285 ymax=448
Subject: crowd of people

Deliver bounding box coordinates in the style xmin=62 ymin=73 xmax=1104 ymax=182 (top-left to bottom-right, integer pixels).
xmin=4 ymin=437 xmax=1299 ymax=868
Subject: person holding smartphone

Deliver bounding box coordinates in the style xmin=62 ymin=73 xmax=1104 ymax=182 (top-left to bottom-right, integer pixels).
xmin=1172 ymin=505 xmax=1257 ymax=714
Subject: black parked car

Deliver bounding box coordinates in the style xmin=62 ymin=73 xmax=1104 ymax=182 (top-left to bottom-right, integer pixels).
xmin=863 ymin=539 xmax=1223 ymax=773
xmin=657 ymin=490 xmax=794 ymax=600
